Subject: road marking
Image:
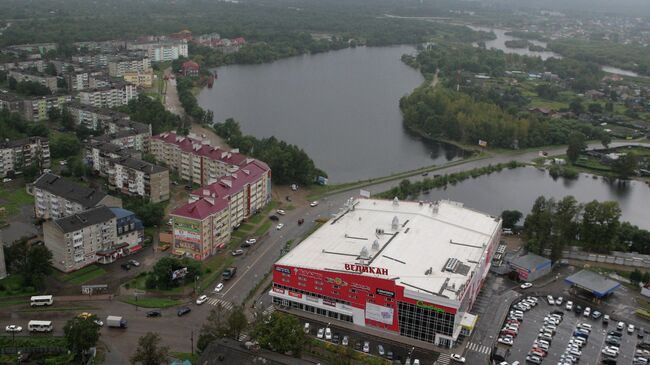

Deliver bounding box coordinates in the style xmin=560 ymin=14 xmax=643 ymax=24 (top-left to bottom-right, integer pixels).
xmin=207 ymin=298 xmax=233 ymax=310
xmin=466 ymin=342 xmax=491 ymax=354
xmin=436 ymin=353 xmax=450 ymax=365
xmin=262 ymin=305 xmax=275 ymax=317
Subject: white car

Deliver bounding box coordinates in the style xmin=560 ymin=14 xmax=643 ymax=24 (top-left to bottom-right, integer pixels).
xmin=317 ymin=328 xmax=324 ymax=339
xmin=520 ymin=282 xmax=533 ymax=289
xmin=310 ymin=201 xmax=319 ymax=207
xmin=602 ymin=347 xmax=619 ymax=357
xmin=450 ymin=354 xmax=466 ymax=363
xmin=555 ymin=296 xmax=563 ymax=305
xmin=363 ymin=341 xmax=370 ymax=353
xmin=276 ymin=209 xmax=286 ymax=216
xmin=583 ymin=307 xmax=591 ymax=317
xmin=2 ymin=178 xmax=12 ymax=183
xmin=245 ymin=238 xmax=257 ymax=245
xmin=498 ymin=337 xmax=514 ymax=345
xmin=214 ymin=283 xmax=224 ymax=292
xmin=5 ymin=325 xmax=22 ymax=333
xmin=342 ymin=335 xmax=349 ymax=346
xmin=276 ymin=223 xmax=284 ymax=230
xmin=93 ymin=319 xmax=104 ymax=327
xmin=196 ymin=295 xmax=209 ymax=305
xmin=547 ymin=295 xmax=555 ymax=305
xmin=325 ymin=327 xmax=332 ymax=340
xmin=565 ymin=301 xmax=573 ymax=311
xmin=629 ymin=324 xmax=636 ymax=333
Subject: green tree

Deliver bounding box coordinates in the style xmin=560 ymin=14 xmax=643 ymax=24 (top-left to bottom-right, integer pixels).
xmin=630 ymin=269 xmax=643 ymax=285
xmin=501 ymin=210 xmax=523 ymax=229
xmin=588 ymin=103 xmax=603 ymax=114
xmin=147 ymin=257 xmax=201 ymax=290
xmin=226 ymin=306 xmax=248 ymax=340
xmin=64 ymin=316 xmax=101 ymax=362
xmin=523 ymin=196 xmax=554 ymax=255
xmin=45 ymin=62 xmax=58 ymax=76
xmin=50 ymin=133 xmax=81 ymax=159
xmin=197 ymin=304 xmax=230 ymax=351
xmin=550 ymin=196 xmax=580 ymax=262
xmin=130 ymin=332 xmax=169 ymax=365
xmin=642 ymin=271 xmax=650 ymax=285
xmin=605 ymin=102 xmax=614 ymax=113
xmin=252 ymin=312 xmax=305 ymax=357
xmin=5 ymin=240 xmax=53 ymax=289
xmin=601 ymin=133 xmax=612 ymax=149
xmin=566 ymin=132 xmax=586 ymax=164
xmin=124 ymin=200 xmax=165 ymax=227
xmin=581 ymin=200 xmax=621 ymax=253
xmin=569 ymin=99 xmax=585 ymax=115
xmin=612 ymin=153 xmax=639 ymax=178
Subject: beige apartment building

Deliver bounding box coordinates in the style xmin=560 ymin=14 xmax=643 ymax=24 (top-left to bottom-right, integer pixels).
xmin=0 ymin=137 xmax=50 ymax=178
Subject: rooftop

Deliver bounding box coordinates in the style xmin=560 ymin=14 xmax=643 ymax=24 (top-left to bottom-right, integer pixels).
xmin=509 ymin=253 xmax=551 ymax=272
xmin=153 ymin=131 xmax=247 ymax=165
xmin=277 ymin=198 xmax=501 ymax=301
xmin=66 ymin=101 xmax=130 ymax=120
xmin=33 ymin=173 xmax=107 ymax=208
xmin=565 ymin=270 xmax=621 ymax=298
xmin=0 ymin=136 xmax=47 ymax=149
xmin=53 ymin=206 xmax=115 ymax=233
xmin=112 ymin=156 xmax=167 ymax=174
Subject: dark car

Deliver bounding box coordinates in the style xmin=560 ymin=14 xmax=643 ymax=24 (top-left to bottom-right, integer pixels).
xmin=592 ymin=310 xmax=603 ymax=319
xmin=146 ymin=310 xmax=162 ymax=317
xmin=551 ymin=310 xmax=564 ymax=316
xmin=574 ymin=304 xmax=583 ymax=314
xmin=608 ymin=330 xmax=623 ymax=337
xmin=638 ymin=342 xmax=650 ymax=350
xmin=177 ymin=306 xmax=191 ymax=316
xmin=184 ymin=185 xmax=192 ymax=191
xmin=269 ymin=215 xmax=279 ymax=221
xmin=602 ymin=359 xmax=617 ymax=365
xmin=354 ymin=342 xmax=362 ymax=351
xmin=332 ymin=335 xmax=340 ymax=345
xmin=639 ymin=327 xmax=646 ymax=339
xmin=298 ymin=218 xmax=304 ymax=225
xmin=121 ymin=263 xmax=131 ymax=271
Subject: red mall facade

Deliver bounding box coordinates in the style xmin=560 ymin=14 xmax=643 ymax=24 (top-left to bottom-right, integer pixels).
xmin=270 ymin=263 xmax=487 ymax=347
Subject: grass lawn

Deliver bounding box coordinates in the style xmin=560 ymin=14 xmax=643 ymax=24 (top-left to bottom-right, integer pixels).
xmin=57 ymin=265 xmax=107 ymax=285
xmin=121 ymin=296 xmax=181 ymax=308
xmin=238 ymin=223 xmax=255 ymax=232
xmin=171 ymin=352 xmax=200 ymax=363
xmin=254 ymin=221 xmax=272 ymax=237
xmin=198 ymin=255 xmax=234 ymax=292
xmin=0 ymin=335 xmax=66 ymax=347
xmin=0 ymin=185 xmax=34 ymax=216
xmin=248 ymin=200 xmax=278 ymax=224
xmin=0 ymin=275 xmax=37 ymax=298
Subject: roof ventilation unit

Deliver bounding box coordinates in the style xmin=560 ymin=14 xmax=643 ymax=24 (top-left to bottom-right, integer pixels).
xmin=371 ymin=239 xmax=380 ymax=251
xmin=391 ymin=216 xmax=399 ymax=231
xmin=359 ymin=246 xmax=370 ymax=260
xmin=392 ymin=197 xmax=399 ymax=206
xmin=444 ymin=258 xmax=460 ymax=273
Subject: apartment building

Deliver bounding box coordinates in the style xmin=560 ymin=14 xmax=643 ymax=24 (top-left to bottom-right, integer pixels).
xmin=65 ymin=69 xmax=110 ymax=92
xmin=108 ymin=56 xmax=151 ymax=77
xmin=127 ymin=40 xmax=188 ymax=62
xmin=72 ymin=54 xmax=109 ymax=68
xmin=0 ymin=137 xmax=50 ymax=178
xmin=33 ymin=173 xmax=122 ymax=220
xmin=92 ymin=123 xmax=151 ymax=153
xmin=151 ymin=131 xmax=248 ymax=185
xmin=78 ymin=82 xmax=138 ymax=108
xmin=0 ymin=59 xmax=45 ymax=72
xmin=109 ymin=157 xmax=169 ymax=203
xmin=8 ymin=70 xmax=58 ymax=93
xmin=122 ymin=71 xmax=154 ymax=88
xmin=43 ymin=206 xmax=118 ymax=272
xmin=110 ymin=207 xmax=145 ymax=254
xmin=66 ymin=102 xmax=130 ymax=130
xmin=22 ymin=94 xmax=72 ymax=121
xmin=170 ymin=159 xmax=271 ymax=260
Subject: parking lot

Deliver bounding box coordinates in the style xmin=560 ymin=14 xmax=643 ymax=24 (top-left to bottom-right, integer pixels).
xmin=501 ymin=295 xmax=647 ymax=364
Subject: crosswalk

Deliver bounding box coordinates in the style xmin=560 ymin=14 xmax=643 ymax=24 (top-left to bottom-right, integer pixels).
xmin=466 ymin=342 xmax=491 ymax=354
xmin=262 ymin=305 xmax=275 ymax=317
xmin=436 ymin=353 xmax=451 ymax=365
xmin=238 ymin=333 xmax=249 ymax=342
xmin=207 ymin=297 xmax=234 ymax=310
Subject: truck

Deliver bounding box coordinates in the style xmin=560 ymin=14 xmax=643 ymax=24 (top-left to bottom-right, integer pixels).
xmin=222 ymin=267 xmax=237 ymax=280
xmin=106 ymin=316 xmax=127 ymax=329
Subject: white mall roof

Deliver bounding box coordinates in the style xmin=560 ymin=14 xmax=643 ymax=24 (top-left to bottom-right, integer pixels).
xmin=277 ymin=198 xmax=501 ymax=301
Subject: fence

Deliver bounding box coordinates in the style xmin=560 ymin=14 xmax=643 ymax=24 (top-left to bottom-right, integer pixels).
xmin=561 ymin=247 xmax=650 ymax=268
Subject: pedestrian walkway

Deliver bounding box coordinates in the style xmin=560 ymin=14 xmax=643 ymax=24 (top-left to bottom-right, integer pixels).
xmin=208 ymin=297 xmax=233 ymax=310
xmin=466 ymin=342 xmax=491 ymax=355
xmin=262 ymin=305 xmax=275 ymax=317
xmin=238 ymin=333 xmax=249 ymax=342
xmin=436 ymin=353 xmax=451 ymax=365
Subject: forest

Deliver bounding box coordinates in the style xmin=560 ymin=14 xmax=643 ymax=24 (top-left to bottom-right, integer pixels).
xmin=548 ymin=38 xmax=650 ymax=76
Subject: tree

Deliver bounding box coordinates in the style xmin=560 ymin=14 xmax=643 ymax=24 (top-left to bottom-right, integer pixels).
xmin=601 ymin=133 xmax=612 ymax=149
xmin=642 ymin=271 xmax=650 ymax=285
xmin=124 ymin=200 xmax=165 ymax=227
xmin=550 ymin=196 xmax=580 ymax=262
xmin=45 ymin=62 xmax=58 ymax=76
xmin=64 ymin=316 xmax=101 ymax=361
xmin=612 ymin=153 xmax=639 ymax=178
xmin=501 ymin=210 xmax=523 ymax=229
xmin=566 ymin=132 xmax=586 ymax=164
xmin=581 ymin=200 xmax=621 ymax=253
xmin=227 ymin=306 xmax=248 ymax=340
xmin=523 ymin=196 xmax=554 ymax=255
xmin=130 ymin=332 xmax=169 ymax=365
xmin=630 ymin=269 xmax=643 ymax=286
xmin=147 ymin=257 xmax=201 ymax=290
xmin=198 ymin=304 xmax=231 ymax=351
xmin=5 ymin=240 xmax=53 ymax=289
xmin=588 ymin=103 xmax=603 ymax=114
xmin=605 ymin=102 xmax=614 ymax=113
xmin=569 ymin=99 xmax=585 ymax=115
xmin=252 ymin=312 xmax=305 ymax=357
xmin=50 ymin=133 xmax=81 ymax=159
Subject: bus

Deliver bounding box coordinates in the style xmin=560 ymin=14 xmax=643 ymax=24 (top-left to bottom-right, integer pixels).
xmin=28 ymin=320 xmax=53 ymax=332
xmin=30 ymin=295 xmax=53 ymax=307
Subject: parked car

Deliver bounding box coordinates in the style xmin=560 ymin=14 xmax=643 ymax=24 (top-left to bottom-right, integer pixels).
xmin=363 ymin=341 xmax=370 ymax=353
xmin=377 ymin=345 xmax=385 ymax=356
xmin=450 ymin=354 xmax=466 ymax=363
xmin=332 ymin=334 xmax=340 ymax=344
xmin=520 ymin=282 xmax=533 ymax=289
xmin=342 ymin=335 xmax=349 ymax=346
xmin=276 ymin=209 xmax=286 ymax=216
xmin=603 ymin=314 xmax=610 ymax=323
xmin=617 ymin=321 xmax=625 ymax=331
xmin=128 ymin=259 xmax=140 ymax=267
xmin=629 ymin=324 xmax=636 ymax=334
xmin=146 ymin=310 xmax=161 ymax=317
xmin=276 ymin=223 xmax=284 ymax=230
xmin=177 ymin=306 xmax=191 ymax=316
xmin=639 ymin=328 xmax=646 ymax=339
xmin=231 ymin=249 xmax=244 ymax=256
xmin=245 ymin=238 xmax=257 ymax=245
xmin=5 ymin=325 xmax=22 ymax=333
xmin=310 ymin=201 xmax=319 ymax=207
xmin=317 ymin=328 xmax=324 ymax=339
xmin=325 ymin=327 xmax=332 ymax=340
xmin=583 ymin=307 xmax=591 ymax=317
xmin=269 ymin=215 xmax=279 ymax=221
xmin=303 ymin=323 xmax=310 ymax=334
xmin=546 ymin=295 xmax=555 ymax=305
xmin=121 ymin=263 xmax=131 ymax=271
xmin=196 ymin=295 xmax=209 ymax=305
xmin=592 ymin=310 xmax=602 ymax=319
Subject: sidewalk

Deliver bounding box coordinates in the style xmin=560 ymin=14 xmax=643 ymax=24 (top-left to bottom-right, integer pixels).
xmin=56 ymin=294 xmax=112 ymax=302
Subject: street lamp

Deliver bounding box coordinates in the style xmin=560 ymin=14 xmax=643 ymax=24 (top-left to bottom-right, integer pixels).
xmin=194 ymin=275 xmax=199 ymax=294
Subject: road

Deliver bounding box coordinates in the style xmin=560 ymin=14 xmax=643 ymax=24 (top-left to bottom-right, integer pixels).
xmin=3 ymin=139 xmax=648 ymax=362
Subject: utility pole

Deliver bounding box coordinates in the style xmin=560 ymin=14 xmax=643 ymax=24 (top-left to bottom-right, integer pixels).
xmin=191 ymin=330 xmax=194 ymax=355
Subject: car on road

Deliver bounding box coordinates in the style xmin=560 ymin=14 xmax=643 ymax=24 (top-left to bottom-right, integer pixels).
xmin=310 ymin=201 xmax=319 ymax=207
xmin=450 ymin=354 xmax=466 ymax=363
xmin=317 ymin=328 xmax=324 ymax=339
xmin=129 ymin=259 xmax=140 ymax=267
xmin=177 ymin=306 xmax=191 ymax=316
xmin=242 ymin=238 xmax=257 ymax=247
xmin=276 ymin=209 xmax=286 ymax=216
xmin=146 ymin=310 xmax=161 ymax=317
xmin=363 ymin=341 xmax=370 ymax=353
xmin=93 ymin=319 xmax=104 ymax=327
xmin=231 ymin=249 xmax=244 ymax=256
xmin=617 ymin=321 xmax=625 ymax=330
xmin=520 ymin=282 xmax=533 ymax=289
xmin=342 ymin=335 xmax=349 ymax=346
xmin=325 ymin=327 xmax=332 ymax=340
xmin=377 ymin=344 xmax=385 ymax=356
xmin=214 ymin=283 xmax=224 ymax=292
xmin=276 ymin=223 xmax=284 ymax=230
xmin=269 ymin=215 xmax=279 ymax=221
xmin=121 ymin=263 xmax=131 ymax=270
xmin=196 ymin=295 xmax=209 ymax=305
xmin=629 ymin=324 xmax=636 ymax=334
xmin=5 ymin=325 xmax=22 ymax=333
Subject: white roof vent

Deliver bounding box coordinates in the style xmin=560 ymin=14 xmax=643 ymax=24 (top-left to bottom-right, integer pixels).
xmin=393 ymin=197 xmax=399 ymax=206
xmin=359 ymin=246 xmax=370 ymax=260
xmin=371 ymin=239 xmax=380 ymax=251
xmin=391 ymin=216 xmax=399 ymax=231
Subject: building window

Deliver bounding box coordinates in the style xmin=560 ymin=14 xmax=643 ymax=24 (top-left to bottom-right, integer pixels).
xmin=333 ymin=285 xmax=340 ymax=289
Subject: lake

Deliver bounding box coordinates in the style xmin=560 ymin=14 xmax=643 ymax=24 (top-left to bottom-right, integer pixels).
xmin=467 ymin=25 xmax=562 ymax=60
xmin=415 ymin=167 xmax=650 ymax=229
xmin=198 ymin=46 xmax=466 ymax=183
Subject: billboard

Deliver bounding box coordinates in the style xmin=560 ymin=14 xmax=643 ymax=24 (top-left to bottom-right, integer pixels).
xmin=365 ymin=302 xmax=394 ymax=325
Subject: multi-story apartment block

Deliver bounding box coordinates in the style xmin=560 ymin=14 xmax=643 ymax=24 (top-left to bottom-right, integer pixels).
xmin=110 ymin=207 xmax=144 ymax=254
xmin=109 ymin=157 xmax=169 ymax=203
xmin=0 ymin=59 xmax=45 ymax=73
xmin=78 ymin=82 xmax=138 ymax=108
xmin=0 ymin=137 xmax=50 ymax=178
xmin=108 ymin=56 xmax=151 ymax=77
xmin=33 ymin=173 xmax=122 ymax=220
xmin=65 ymin=69 xmax=110 ymax=92
xmin=0 ymin=91 xmax=22 ymax=114
xmin=71 ymin=54 xmax=109 ymax=68
xmin=6 ymin=43 xmax=57 ymax=54
xmin=43 ymin=206 xmax=117 ymax=272
xmin=122 ymin=71 xmax=154 ymax=88
xmin=86 ymin=141 xmax=134 ymax=174
xmin=8 ymin=70 xmax=58 ymax=93
xmin=170 ymin=159 xmax=271 ymax=260
xmin=92 ymin=121 xmax=151 ymax=152
xmin=66 ymin=102 xmax=131 ymax=130
xmin=22 ymin=94 xmax=72 ymax=121
xmin=126 ymin=40 xmax=188 ymax=62
xmin=151 ymin=132 xmax=248 ymax=185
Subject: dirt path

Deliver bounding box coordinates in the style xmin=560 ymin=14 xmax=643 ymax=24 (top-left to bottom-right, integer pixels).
xmin=190 ymin=121 xmax=228 ymax=149
xmin=431 ymin=68 xmax=440 ymax=88
xmin=163 ymin=67 xmax=183 ymax=117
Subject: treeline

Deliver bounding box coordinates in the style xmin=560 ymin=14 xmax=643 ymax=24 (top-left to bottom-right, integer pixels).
xmin=7 ymin=77 xmax=51 ymax=96
xmin=548 ymin=38 xmax=650 ymax=76
xmin=524 ymin=196 xmax=650 ymax=261
xmin=0 ymin=109 xmax=50 ymax=141
xmin=400 ymin=87 xmax=604 ymax=149
xmin=377 ymin=161 xmax=524 ymax=199
xmin=213 ymin=118 xmax=326 ymax=185
xmin=119 ymin=95 xmax=183 ymax=135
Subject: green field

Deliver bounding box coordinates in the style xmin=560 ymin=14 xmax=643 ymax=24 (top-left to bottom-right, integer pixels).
xmin=57 ymin=265 xmax=107 ymax=285
xmin=0 ymin=275 xmax=37 ymax=298
xmin=121 ymin=296 xmax=181 ymax=308
xmin=0 ymin=186 xmax=34 ymax=217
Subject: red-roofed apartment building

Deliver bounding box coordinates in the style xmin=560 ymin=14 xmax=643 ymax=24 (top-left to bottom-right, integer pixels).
xmin=181 ymin=60 xmax=200 ymax=77
xmin=151 ymin=131 xmax=249 ymax=186
xmin=170 ymin=158 xmax=271 ymax=260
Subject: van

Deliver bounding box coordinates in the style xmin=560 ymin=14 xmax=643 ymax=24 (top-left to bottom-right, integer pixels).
xmin=579 ymin=323 xmax=592 ymax=331
xmin=28 ymin=320 xmax=53 ymax=332
xmin=304 ymin=323 xmax=310 ymax=334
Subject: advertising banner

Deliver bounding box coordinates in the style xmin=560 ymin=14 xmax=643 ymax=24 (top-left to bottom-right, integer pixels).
xmin=365 ymin=302 xmax=394 ymax=325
